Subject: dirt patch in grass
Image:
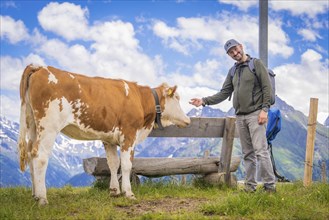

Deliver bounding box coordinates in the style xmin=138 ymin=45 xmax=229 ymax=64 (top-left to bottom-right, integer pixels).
xmin=115 ymin=196 xmax=207 ymax=216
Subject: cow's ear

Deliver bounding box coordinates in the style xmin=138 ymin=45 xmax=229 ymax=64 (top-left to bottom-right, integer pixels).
xmin=167 ymin=86 xmax=177 ymax=97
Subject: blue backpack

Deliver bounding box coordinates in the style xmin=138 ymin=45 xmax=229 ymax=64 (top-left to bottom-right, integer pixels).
xmin=266 ymin=107 xmax=281 ymax=144
xmin=229 ymin=57 xmax=276 ymax=105
xmin=266 ymin=108 xmax=289 ymax=182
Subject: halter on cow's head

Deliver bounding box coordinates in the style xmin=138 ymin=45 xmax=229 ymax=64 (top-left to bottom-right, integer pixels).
xmin=153 ymin=83 xmax=190 ymax=129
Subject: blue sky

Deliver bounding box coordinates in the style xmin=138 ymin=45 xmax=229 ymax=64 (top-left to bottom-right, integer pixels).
xmin=1 ymin=0 xmax=328 ymax=124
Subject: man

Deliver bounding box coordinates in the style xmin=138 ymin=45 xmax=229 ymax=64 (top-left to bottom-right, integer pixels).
xmin=189 ymin=39 xmax=276 ymax=193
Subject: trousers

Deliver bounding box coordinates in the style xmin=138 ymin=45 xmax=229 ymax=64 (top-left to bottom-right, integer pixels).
xmin=236 ymin=110 xmax=276 ymax=189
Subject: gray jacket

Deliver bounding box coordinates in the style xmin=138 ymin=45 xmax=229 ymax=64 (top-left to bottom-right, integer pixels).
xmin=202 ymin=57 xmax=272 ymax=115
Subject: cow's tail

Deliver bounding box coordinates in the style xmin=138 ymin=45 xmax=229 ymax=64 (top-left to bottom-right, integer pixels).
xmin=18 ymin=64 xmax=41 ymax=172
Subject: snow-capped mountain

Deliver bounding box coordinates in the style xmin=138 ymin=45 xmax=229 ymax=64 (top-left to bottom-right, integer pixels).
xmin=0 ymin=116 xmax=104 ymax=187
xmin=324 ymin=116 xmax=329 ymax=127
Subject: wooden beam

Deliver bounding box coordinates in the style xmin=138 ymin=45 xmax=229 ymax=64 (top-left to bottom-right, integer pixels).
xmin=149 ymin=117 xmax=239 ymax=138
xmin=83 ymin=156 xmax=241 ymax=178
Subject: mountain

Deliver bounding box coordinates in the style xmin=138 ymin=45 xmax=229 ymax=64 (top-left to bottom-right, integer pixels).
xmin=0 ymin=96 xmax=328 ymax=187
xmin=0 ymin=116 xmax=104 ymax=187
xmin=324 ymin=116 xmax=329 ymax=127
xmin=269 ymin=98 xmax=328 ymax=181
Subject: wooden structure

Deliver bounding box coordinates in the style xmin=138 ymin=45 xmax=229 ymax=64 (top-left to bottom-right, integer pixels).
xmin=84 ymin=156 xmax=241 ymax=177
xmin=303 ymin=98 xmax=319 ymax=187
xmin=83 ymin=117 xmax=240 ymax=186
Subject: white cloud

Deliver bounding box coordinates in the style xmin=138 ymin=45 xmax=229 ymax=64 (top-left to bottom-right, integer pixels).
xmin=35 ymin=19 xmax=159 ymax=86
xmin=0 ymin=54 xmax=46 ymax=90
xmin=37 ymin=2 xmax=89 ymax=41
xmin=88 ymin=20 xmax=158 ymax=85
xmin=176 ymin=17 xmax=217 ymax=41
xmin=152 ymin=14 xmax=293 ymax=59
xmin=270 ymin=1 xmax=329 ymax=18
xmin=152 ymin=15 xmax=256 ymax=55
xmin=152 ymin=20 xmax=197 ymax=55
xmin=179 ymin=86 xmax=233 ymax=114
xmin=0 ymin=56 xmax=22 ymax=90
xmin=89 ymin=20 xmax=139 ymax=52
xmin=157 ymin=58 xmax=227 ymax=90
xmin=298 ymin=28 xmax=320 ymax=42
xmin=34 ymin=2 xmax=159 ymax=86
xmin=268 ymin=19 xmax=294 ymax=58
xmin=153 ymin=21 xmax=179 ymax=39
xmin=275 ymin=49 xmax=328 ymax=123
xmin=0 ymin=54 xmax=46 ymax=123
xmin=219 ymin=0 xmax=258 ymax=12
xmin=0 ymin=15 xmax=29 ymax=44
xmin=0 ymin=95 xmax=20 ymax=123
xmin=219 ymin=0 xmax=329 ymax=18
xmin=192 ymin=59 xmax=224 ymax=88
xmin=38 ymin=39 xmax=94 ymax=74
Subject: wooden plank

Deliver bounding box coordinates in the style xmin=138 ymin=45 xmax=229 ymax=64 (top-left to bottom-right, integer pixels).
xmin=303 ymin=98 xmax=318 ymax=187
xmin=150 ymin=117 xmax=230 ymax=138
xmin=218 ymin=117 xmax=236 ymax=185
xmin=83 ymin=156 xmax=241 ymax=177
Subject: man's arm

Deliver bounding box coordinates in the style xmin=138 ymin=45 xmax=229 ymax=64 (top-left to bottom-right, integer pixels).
xmin=202 ymin=73 xmax=234 ymax=106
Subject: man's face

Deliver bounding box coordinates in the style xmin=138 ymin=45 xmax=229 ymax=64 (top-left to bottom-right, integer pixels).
xmin=227 ymin=44 xmax=244 ymax=62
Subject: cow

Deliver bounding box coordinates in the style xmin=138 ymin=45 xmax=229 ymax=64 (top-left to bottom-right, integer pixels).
xmin=18 ymin=64 xmax=191 ymax=205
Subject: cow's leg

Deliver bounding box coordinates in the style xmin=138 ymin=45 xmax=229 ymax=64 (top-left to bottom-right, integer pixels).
xmin=104 ymin=142 xmax=121 ymax=197
xmin=31 ymin=130 xmax=57 ymax=205
xmin=120 ymin=145 xmax=135 ymax=199
xmin=28 ymin=140 xmax=36 ymax=198
xmin=26 ymin=105 xmax=37 ymax=198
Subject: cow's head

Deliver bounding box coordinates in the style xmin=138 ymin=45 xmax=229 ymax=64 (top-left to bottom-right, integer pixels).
xmin=159 ymin=84 xmax=191 ymax=128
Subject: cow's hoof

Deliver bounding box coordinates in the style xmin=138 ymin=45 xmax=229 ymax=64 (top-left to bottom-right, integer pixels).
xmin=34 ymin=197 xmax=48 ymax=206
xmin=38 ymin=198 xmax=48 ymax=206
xmin=109 ymin=188 xmax=121 ymax=197
xmin=129 ymin=195 xmax=136 ymax=200
xmin=124 ymin=192 xmax=136 ymax=200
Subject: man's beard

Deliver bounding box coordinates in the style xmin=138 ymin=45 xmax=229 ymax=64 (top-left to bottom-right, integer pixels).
xmin=234 ymin=51 xmax=243 ymax=63
xmin=234 ymin=51 xmax=244 ymax=62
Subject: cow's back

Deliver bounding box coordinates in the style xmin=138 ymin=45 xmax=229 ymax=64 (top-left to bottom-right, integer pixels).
xmin=27 ymin=66 xmax=147 ymax=141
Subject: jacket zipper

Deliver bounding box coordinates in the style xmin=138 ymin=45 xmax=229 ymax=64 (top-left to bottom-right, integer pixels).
xmin=236 ymin=67 xmax=243 ymax=110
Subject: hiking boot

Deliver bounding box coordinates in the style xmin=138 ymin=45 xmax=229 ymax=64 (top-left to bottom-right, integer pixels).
xmin=263 ymin=186 xmax=276 ymax=193
xmin=244 ymin=185 xmax=256 ymax=193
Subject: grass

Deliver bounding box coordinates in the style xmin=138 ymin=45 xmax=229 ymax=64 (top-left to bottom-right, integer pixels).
xmin=0 ymin=180 xmax=328 ymax=220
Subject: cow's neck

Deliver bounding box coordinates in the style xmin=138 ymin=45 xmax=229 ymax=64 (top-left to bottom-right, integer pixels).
xmin=139 ymin=86 xmax=162 ymax=129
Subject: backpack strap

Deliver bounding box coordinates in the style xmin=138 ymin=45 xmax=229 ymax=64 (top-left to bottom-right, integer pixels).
xmin=248 ymin=57 xmax=256 ymax=73
xmin=248 ymin=57 xmax=262 ymax=86
xmin=229 ymin=65 xmax=237 ymax=78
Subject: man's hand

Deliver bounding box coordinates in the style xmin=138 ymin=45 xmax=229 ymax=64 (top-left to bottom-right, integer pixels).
xmin=189 ymin=98 xmax=203 ymax=107
xmin=258 ymin=110 xmax=268 ymax=125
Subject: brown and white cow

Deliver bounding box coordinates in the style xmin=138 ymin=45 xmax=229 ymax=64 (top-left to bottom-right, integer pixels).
xmin=18 ymin=64 xmax=190 ymax=205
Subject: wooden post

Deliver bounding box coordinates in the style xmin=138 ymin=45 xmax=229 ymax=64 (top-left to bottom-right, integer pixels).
xmin=219 ymin=117 xmax=236 ymax=185
xmin=181 ymin=175 xmax=186 ymax=185
xmin=321 ymin=161 xmax=327 ymax=183
xmin=203 ymin=150 xmax=210 ymax=158
xmin=303 ymin=98 xmax=318 ymax=187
